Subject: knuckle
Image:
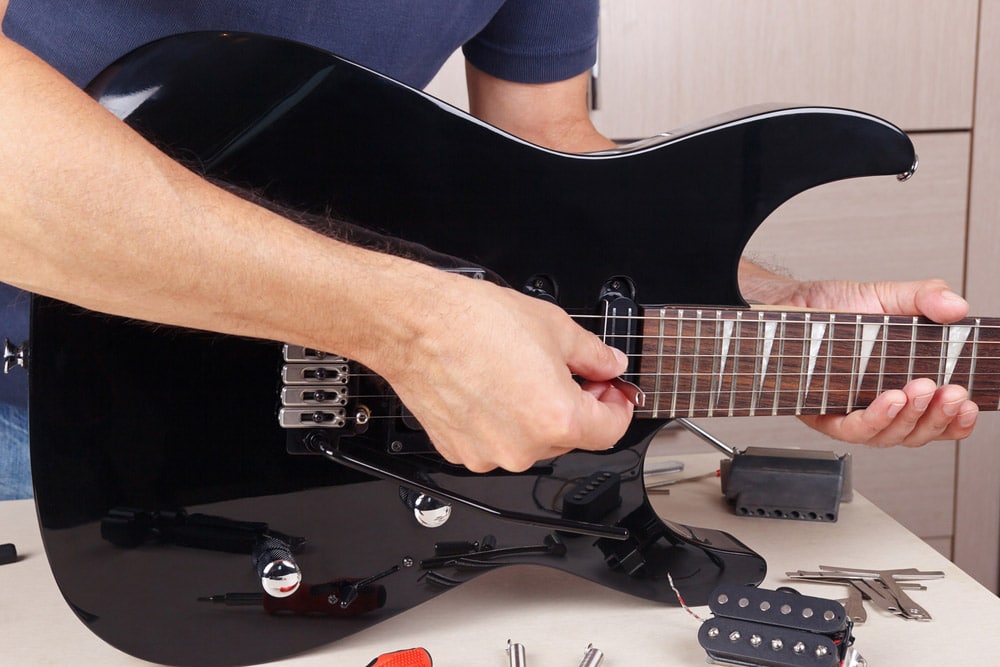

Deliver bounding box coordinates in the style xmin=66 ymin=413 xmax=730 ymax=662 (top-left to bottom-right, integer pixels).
xmin=535 ymin=401 xmax=582 ymax=445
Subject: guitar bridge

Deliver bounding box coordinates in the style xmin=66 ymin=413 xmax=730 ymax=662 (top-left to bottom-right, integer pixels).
xmin=278 ymin=345 xmax=350 ymax=430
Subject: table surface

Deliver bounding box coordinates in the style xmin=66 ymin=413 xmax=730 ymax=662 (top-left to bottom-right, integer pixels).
xmin=2 ymin=454 xmax=998 ymax=666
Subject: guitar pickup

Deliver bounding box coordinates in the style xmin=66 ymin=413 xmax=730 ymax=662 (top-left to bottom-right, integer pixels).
xmin=561 ymin=471 xmax=622 ymax=524
xmin=278 ymin=407 xmax=347 ymax=429
xmin=698 ymin=584 xmax=860 ymax=667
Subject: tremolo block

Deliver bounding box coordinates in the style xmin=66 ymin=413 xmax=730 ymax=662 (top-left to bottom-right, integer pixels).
xmin=720 ymin=448 xmax=850 ymax=522
xmin=699 ymin=584 xmax=857 ymax=667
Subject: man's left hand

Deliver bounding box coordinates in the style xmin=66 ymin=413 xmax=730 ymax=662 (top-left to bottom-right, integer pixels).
xmin=741 ymin=262 xmax=979 ymax=447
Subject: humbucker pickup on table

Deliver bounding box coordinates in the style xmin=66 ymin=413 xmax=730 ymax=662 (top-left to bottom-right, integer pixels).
xmin=699 ymin=585 xmax=863 ymax=667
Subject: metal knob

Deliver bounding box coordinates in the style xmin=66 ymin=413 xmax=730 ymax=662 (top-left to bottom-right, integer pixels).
xmin=398 ymin=487 xmax=452 ymax=528
xmin=252 ymin=536 xmax=301 ymax=598
xmin=3 ymin=339 xmax=27 ymax=374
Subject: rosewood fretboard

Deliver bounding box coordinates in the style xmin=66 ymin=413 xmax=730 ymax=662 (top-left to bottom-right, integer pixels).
xmin=628 ymin=308 xmax=1000 ymax=419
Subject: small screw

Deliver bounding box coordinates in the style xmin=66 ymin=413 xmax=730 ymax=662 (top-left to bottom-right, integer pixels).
xmin=729 ymin=631 xmax=741 ymax=642
xmin=707 ymin=627 xmax=720 ymax=638
xmin=816 ymin=645 xmax=830 ymax=658
xmin=401 ymin=557 xmax=414 ymax=568
xmin=771 ymin=638 xmax=784 ymax=651
xmin=793 ymin=642 xmax=806 ymax=654
xmin=749 ymin=635 xmax=762 ymax=648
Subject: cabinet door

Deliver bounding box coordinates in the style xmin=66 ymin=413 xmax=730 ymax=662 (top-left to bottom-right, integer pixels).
xmin=744 ymin=133 xmax=969 ymax=285
xmin=592 ymin=0 xmax=978 ymax=137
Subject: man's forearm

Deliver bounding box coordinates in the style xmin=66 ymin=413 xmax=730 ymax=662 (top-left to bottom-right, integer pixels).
xmin=0 ymin=34 xmax=435 ymax=364
xmin=0 ymin=35 xmax=636 ymax=472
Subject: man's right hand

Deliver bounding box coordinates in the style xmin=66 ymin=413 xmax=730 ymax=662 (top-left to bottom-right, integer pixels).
xmin=368 ymin=271 xmax=636 ymax=472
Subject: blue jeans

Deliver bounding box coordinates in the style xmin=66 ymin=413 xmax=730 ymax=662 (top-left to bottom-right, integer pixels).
xmin=0 ymin=402 xmax=31 ymax=499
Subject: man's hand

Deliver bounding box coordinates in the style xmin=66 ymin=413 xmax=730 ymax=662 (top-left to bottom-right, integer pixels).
xmin=370 ymin=272 xmax=635 ymax=472
xmin=741 ymin=260 xmax=979 ymax=446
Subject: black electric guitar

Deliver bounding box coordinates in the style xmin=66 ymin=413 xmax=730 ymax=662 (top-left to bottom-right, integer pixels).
xmin=27 ymin=33 xmax=1000 ymax=667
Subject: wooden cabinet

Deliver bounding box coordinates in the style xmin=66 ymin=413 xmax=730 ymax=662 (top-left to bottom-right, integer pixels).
xmin=427 ymin=1 xmax=999 ymax=592
xmin=589 ymin=0 xmax=979 ymax=135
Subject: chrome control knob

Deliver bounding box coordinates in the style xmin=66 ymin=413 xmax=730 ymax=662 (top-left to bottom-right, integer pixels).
xmin=398 ymin=487 xmax=452 ymax=528
xmin=3 ymin=339 xmax=27 ymax=374
xmin=260 ymin=559 xmax=302 ymax=598
xmin=413 ymin=498 xmax=452 ymax=528
xmin=252 ymin=536 xmax=302 ymax=598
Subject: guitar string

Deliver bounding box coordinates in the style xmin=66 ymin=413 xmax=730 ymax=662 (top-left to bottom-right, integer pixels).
xmin=563 ymin=331 xmax=1000 ymax=346
xmin=291 ymin=314 xmax=1000 ymax=419
xmin=569 ymin=312 xmax=1000 ymax=328
xmin=308 ymin=380 xmax=993 ymax=422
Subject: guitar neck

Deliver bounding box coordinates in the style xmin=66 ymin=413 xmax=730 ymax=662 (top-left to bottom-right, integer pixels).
xmin=632 ymin=308 xmax=1000 ymax=419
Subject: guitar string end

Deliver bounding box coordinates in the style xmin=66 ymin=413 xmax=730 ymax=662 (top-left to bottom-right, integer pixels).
xmin=611 ymin=377 xmax=645 ymax=408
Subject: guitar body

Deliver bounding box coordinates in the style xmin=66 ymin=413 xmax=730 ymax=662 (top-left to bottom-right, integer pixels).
xmin=29 ymin=33 xmax=917 ymax=666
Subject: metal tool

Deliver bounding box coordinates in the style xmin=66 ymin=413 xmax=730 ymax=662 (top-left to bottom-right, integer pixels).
xmin=674 ymin=418 xmax=736 ymax=457
xmin=808 ymin=579 xmax=869 ymax=624
xmin=506 ymin=640 xmax=526 ymax=667
xmin=786 ymin=565 xmax=943 ymax=621
xmin=822 ymin=566 xmax=935 ymax=620
xmin=578 ymin=643 xmax=604 ymax=667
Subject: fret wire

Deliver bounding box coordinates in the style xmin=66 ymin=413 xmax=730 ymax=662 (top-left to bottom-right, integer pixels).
xmin=750 ymin=311 xmax=764 ymax=416
xmin=708 ymin=311 xmax=724 ymax=417
xmin=670 ymin=308 xmax=681 ymax=419
xmin=937 ymin=324 xmax=947 ymax=386
xmin=797 ymin=313 xmax=810 ymax=416
xmin=688 ymin=310 xmax=703 ymax=418
xmin=652 ymin=307 xmax=665 ymax=418
xmin=970 ymin=317 xmax=979 ymax=403
xmin=821 ymin=313 xmax=834 ymax=413
xmin=847 ymin=315 xmax=861 ymax=412
xmin=877 ymin=315 xmax=888 ymax=397
xmin=774 ymin=313 xmax=786 ymax=416
xmin=729 ymin=311 xmax=744 ymax=417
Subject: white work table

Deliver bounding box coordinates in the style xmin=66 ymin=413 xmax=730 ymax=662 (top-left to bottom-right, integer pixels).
xmin=2 ymin=454 xmax=998 ymax=666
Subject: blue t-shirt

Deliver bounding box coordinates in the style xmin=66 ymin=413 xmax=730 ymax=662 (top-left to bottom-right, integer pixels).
xmin=0 ymin=0 xmax=599 ymax=406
